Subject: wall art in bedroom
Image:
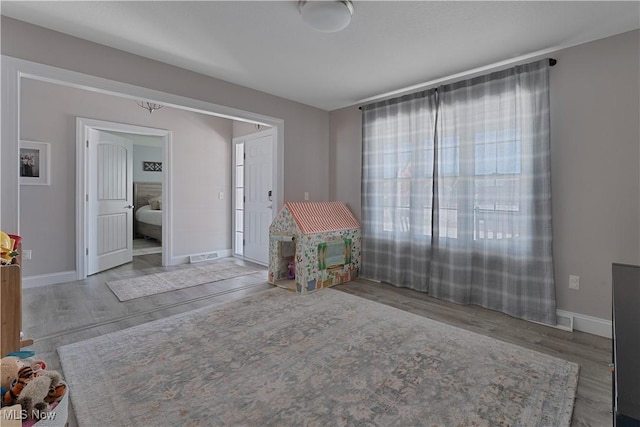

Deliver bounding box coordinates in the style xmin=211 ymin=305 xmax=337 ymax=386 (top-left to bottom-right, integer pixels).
xmin=143 ymin=161 xmax=162 ymax=172
xmin=20 ymin=140 xmax=50 ymax=185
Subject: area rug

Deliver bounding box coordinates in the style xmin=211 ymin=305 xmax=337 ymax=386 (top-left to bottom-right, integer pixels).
xmin=106 ymin=260 xmax=263 ymax=301
xmin=58 ymin=288 xmax=579 ymax=426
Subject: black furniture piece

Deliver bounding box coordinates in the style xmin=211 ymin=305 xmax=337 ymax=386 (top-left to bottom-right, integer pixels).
xmin=612 ymin=263 xmax=640 ymax=426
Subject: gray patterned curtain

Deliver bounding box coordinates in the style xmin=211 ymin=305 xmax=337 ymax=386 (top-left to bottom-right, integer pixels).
xmin=361 ymin=59 xmax=556 ymax=325
xmin=361 ymin=90 xmax=437 ymax=291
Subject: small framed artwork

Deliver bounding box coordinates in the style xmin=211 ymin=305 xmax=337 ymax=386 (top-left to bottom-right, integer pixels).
xmin=143 ymin=161 xmax=162 ymax=172
xmin=20 ymin=141 xmax=50 ymax=185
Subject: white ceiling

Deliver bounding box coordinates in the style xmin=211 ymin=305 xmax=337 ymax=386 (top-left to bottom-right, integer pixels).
xmin=2 ymin=1 xmax=639 ymax=111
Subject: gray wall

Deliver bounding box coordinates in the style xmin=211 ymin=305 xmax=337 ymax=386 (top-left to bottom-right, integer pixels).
xmin=1 ymin=16 xmax=329 ymax=204
xmin=131 ymin=136 xmax=163 ymax=183
xmin=1 ymin=16 xmax=330 ymax=277
xmin=329 ymin=30 xmax=640 ymax=321
xmin=19 ymin=78 xmax=232 ymax=276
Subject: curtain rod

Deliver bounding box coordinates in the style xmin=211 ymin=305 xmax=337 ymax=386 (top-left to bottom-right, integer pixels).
xmin=359 ymin=58 xmax=557 ymax=110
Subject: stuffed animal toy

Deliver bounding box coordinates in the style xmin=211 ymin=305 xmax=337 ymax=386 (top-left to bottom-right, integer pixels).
xmin=2 ymin=361 xmax=49 ymax=407
xmin=0 ymin=357 xmax=46 ymax=392
xmin=14 ymin=369 xmax=65 ymax=421
xmin=0 ymin=357 xmax=24 ymax=391
xmin=3 ymin=365 xmax=37 ymax=406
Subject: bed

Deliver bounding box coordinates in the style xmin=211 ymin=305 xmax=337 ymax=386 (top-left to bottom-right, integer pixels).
xmin=133 ymin=182 xmax=163 ymax=242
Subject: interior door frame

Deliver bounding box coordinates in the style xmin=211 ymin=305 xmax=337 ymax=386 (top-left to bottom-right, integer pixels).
xmin=232 ymin=128 xmax=275 ymax=263
xmin=77 ymin=118 xmax=171 ymax=279
xmin=1 ymin=55 xmax=284 ymax=281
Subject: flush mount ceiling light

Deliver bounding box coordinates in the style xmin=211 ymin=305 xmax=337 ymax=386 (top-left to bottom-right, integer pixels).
xmin=299 ymin=0 xmax=354 ymax=33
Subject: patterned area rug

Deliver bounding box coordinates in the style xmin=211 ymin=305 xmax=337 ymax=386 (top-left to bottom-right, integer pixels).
xmin=58 ymin=288 xmax=579 ymax=426
xmin=106 ymin=260 xmax=263 ymax=301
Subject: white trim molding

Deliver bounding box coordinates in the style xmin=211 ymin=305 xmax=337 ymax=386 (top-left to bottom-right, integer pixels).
xmin=570 ymin=311 xmax=612 ymax=339
xmin=22 ymin=271 xmax=77 ymax=289
xmin=555 ymin=309 xmax=612 ymax=338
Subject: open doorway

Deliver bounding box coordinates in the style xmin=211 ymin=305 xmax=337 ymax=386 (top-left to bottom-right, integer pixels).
xmin=129 ymin=134 xmax=164 ymax=257
xmin=77 ymin=119 xmax=170 ymax=278
xmin=3 ymin=56 xmax=284 ymax=287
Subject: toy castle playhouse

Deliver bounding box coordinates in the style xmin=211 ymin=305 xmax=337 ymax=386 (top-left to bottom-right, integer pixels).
xmin=268 ymin=201 xmax=361 ymax=294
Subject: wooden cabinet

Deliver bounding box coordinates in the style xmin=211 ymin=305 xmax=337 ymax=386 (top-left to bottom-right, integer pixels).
xmin=1 ymin=264 xmax=23 ymax=355
xmin=1 ymin=249 xmax=33 ymax=356
xmin=1 ymin=264 xmax=22 ymax=355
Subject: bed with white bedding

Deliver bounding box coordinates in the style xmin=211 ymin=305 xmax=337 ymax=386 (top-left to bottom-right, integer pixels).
xmin=133 ymin=182 xmax=162 ymax=242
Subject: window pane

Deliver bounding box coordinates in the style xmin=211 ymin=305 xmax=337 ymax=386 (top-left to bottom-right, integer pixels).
xmin=382 ymin=181 xmax=395 ymax=207
xmin=235 ymin=143 xmax=244 ymax=166
xmin=235 ymin=188 xmax=243 ymax=210
xmin=398 ymin=180 xmax=410 ymax=207
xmin=474 ymin=179 xmax=496 ymax=210
xmin=235 ymin=232 xmax=243 ymax=255
xmin=474 ymin=178 xmax=520 ymax=212
xmin=440 ymin=208 xmax=458 ymax=238
xmin=495 ymin=178 xmax=520 ymax=211
xmin=496 ymin=141 xmax=521 ymax=174
xmin=383 ymin=207 xmax=393 ymax=232
xmin=397 ymin=207 xmax=410 ymax=232
xmin=235 ymin=210 xmax=243 ymax=232
xmin=475 ymin=142 xmax=496 ymax=175
xmin=236 ymin=165 xmax=244 ymax=187
xmin=440 ymin=147 xmax=459 ymax=176
xmin=383 ymin=154 xmax=396 ymax=179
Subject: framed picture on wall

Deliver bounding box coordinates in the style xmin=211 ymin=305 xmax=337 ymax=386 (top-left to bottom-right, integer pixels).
xmin=143 ymin=161 xmax=162 ymax=172
xmin=20 ymin=140 xmax=50 ymax=185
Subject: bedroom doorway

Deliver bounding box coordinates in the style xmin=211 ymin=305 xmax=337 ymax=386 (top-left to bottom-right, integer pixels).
xmin=77 ymin=118 xmax=171 ymax=278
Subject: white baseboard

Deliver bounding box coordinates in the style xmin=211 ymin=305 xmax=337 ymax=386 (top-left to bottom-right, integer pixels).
xmin=555 ymin=309 xmax=612 ymax=338
xmin=565 ymin=310 xmax=612 ymax=339
xmin=22 ymin=271 xmax=77 ymax=289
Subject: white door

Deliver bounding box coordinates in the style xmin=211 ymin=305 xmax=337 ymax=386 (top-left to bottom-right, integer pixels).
xmin=243 ymin=135 xmax=273 ymax=264
xmin=87 ymin=129 xmax=134 ymax=275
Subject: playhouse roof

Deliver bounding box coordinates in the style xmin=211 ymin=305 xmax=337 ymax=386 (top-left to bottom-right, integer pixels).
xmin=285 ymin=201 xmax=360 ymax=234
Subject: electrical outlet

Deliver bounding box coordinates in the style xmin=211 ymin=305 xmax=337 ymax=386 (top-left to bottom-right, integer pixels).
xmin=569 ymin=275 xmax=580 ymax=290
xmin=218 ymin=192 xmax=224 ymax=200
xmin=304 ymin=192 xmax=309 ymax=200
xmin=22 ymin=249 xmax=32 ymax=260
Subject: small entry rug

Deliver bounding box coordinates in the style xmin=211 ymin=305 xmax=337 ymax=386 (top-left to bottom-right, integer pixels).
xmin=106 ymin=260 xmax=263 ymax=301
xmin=59 ymin=288 xmax=579 ymax=426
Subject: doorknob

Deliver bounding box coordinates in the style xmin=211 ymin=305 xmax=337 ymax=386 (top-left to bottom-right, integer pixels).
xmin=125 ymin=205 xmax=134 ymax=209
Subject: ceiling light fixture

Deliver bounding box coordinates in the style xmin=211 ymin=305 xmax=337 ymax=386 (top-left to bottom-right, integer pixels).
xmin=136 ymin=100 xmax=165 ymax=114
xmin=299 ymin=0 xmax=354 ymax=33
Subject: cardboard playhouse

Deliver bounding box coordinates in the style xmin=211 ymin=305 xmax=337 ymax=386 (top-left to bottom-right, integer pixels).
xmin=268 ymin=201 xmax=361 ymax=294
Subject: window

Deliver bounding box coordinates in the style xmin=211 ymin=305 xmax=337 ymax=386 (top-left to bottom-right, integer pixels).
xmin=473 ymin=129 xmax=521 ymax=240
xmin=234 ymin=142 xmax=244 ymax=256
xmin=360 ymin=59 xmax=555 ymax=325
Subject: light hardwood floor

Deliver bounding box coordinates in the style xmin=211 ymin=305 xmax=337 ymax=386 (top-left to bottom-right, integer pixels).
xmin=21 ymin=254 xmax=611 ymax=426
